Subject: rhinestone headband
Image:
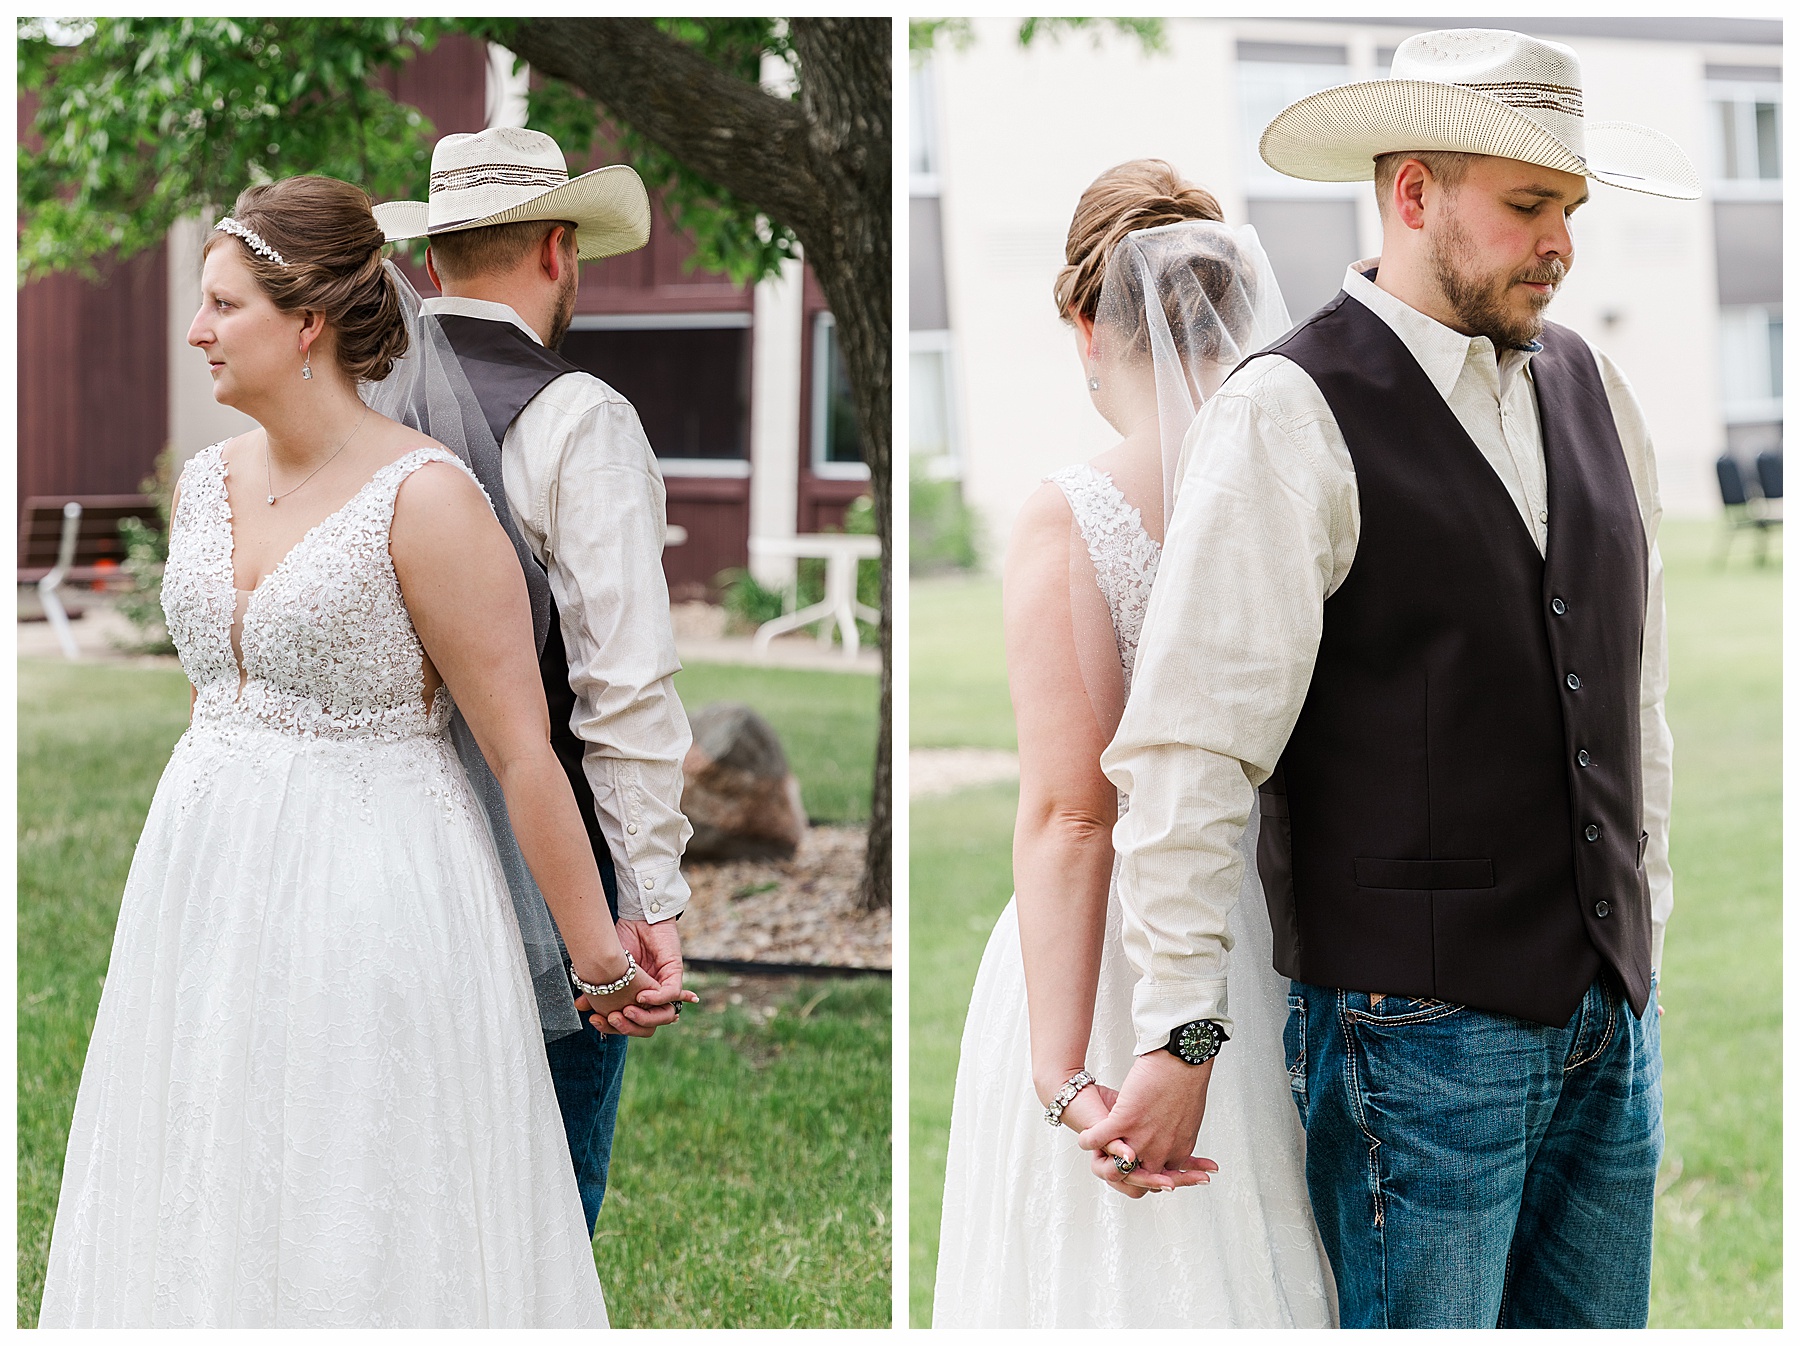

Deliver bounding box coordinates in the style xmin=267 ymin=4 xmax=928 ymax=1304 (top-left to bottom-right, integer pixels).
xmin=214 ymin=217 xmax=288 ymax=267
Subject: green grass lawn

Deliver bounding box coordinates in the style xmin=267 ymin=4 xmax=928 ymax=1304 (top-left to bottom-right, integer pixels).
xmin=675 ymin=661 xmax=878 ymax=823
xmin=908 ymin=574 xmax=1011 ymax=750
xmin=909 ymin=519 xmax=1780 ymax=1327
xmin=16 ymin=658 xmax=889 ymax=1328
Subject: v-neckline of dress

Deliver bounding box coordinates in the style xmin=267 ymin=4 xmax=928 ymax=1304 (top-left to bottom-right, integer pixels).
xmin=218 ymin=445 xmax=423 ymax=683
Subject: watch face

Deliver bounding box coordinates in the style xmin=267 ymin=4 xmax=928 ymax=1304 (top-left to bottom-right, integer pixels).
xmin=1173 ymin=1020 xmax=1221 ymax=1064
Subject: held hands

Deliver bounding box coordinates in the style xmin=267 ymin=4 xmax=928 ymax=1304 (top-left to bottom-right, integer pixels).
xmin=574 ymin=916 xmax=699 ymax=1037
xmin=1077 ymin=1052 xmax=1219 ymax=1197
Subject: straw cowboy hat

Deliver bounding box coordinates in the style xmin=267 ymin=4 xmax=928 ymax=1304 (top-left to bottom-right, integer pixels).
xmin=1260 ymin=28 xmax=1700 ymax=200
xmin=374 ymin=126 xmax=652 ymax=260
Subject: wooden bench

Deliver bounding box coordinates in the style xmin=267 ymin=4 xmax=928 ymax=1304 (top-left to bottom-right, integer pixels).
xmin=18 ymin=495 xmax=156 ymax=586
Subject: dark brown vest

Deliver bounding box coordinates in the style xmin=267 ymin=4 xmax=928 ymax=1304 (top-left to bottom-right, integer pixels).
xmin=435 ymin=313 xmax=620 ymax=918
xmin=1250 ymin=292 xmax=1651 ymax=1025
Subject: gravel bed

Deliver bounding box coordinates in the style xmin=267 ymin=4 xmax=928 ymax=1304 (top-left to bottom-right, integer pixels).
xmin=677 ymin=824 xmax=890 ymax=970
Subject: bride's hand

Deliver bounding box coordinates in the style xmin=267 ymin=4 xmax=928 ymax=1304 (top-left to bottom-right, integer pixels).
xmin=569 ymin=949 xmax=640 ymax=1029
xmin=1079 ymin=1052 xmax=1220 ymax=1195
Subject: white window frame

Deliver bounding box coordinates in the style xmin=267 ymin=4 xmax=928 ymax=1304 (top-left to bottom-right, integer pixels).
xmin=909 ymin=327 xmax=963 ymax=480
xmin=910 ymin=57 xmax=940 ymax=195
xmin=1717 ymin=303 xmax=1783 ymax=426
xmin=810 ymin=312 xmax=872 ymax=481
xmin=1705 ymin=78 xmax=1782 ymax=201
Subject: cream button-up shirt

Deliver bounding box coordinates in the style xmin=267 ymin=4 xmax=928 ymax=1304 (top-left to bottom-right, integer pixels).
xmin=422 ymin=296 xmax=694 ymax=922
xmin=1100 ymin=263 xmax=1674 ymax=1054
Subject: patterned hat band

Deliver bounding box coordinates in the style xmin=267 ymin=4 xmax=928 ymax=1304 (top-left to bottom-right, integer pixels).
xmin=429 ymin=163 xmax=569 ymax=195
xmin=1458 ymin=80 xmax=1584 ymax=117
xmin=214 ymin=217 xmax=288 ymax=267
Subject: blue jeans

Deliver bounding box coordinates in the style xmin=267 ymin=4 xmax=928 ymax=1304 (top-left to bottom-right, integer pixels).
xmin=544 ymin=1019 xmax=630 ymax=1235
xmin=1285 ymin=975 xmax=1662 ymax=1328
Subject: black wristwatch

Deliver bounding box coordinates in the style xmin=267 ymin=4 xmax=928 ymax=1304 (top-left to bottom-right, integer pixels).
xmin=1162 ymin=1018 xmax=1229 ymax=1066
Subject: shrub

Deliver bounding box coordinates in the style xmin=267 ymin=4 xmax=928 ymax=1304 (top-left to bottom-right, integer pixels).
xmin=115 ymin=447 xmax=180 ymax=655
xmin=910 ymin=465 xmax=980 ymax=574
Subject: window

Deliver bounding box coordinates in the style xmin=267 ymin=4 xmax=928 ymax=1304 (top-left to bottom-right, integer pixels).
xmin=909 ymin=59 xmax=938 ymax=184
xmin=1706 ymin=67 xmax=1780 ymax=199
xmin=561 ymin=314 xmax=751 ymax=476
xmin=811 ymin=312 xmax=868 ymax=478
xmin=1237 ymin=43 xmax=1353 ymax=191
xmin=909 ymin=50 xmax=960 ymax=477
xmin=910 ymin=331 xmax=958 ymax=474
xmin=1238 ymin=43 xmax=1363 ymax=316
xmin=1718 ymin=304 xmax=1783 ymax=425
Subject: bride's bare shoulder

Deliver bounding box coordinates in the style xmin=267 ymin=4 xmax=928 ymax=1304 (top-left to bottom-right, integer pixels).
xmin=1007 ymin=479 xmax=1077 ymax=568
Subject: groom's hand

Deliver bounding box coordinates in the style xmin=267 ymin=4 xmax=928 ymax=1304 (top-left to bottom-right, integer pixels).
xmin=585 ymin=917 xmax=698 ymax=1037
xmin=1078 ymin=1051 xmax=1217 ymax=1191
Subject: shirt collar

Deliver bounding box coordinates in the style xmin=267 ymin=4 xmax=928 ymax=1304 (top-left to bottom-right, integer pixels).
xmin=419 ymin=295 xmax=544 ymax=347
xmin=1341 ymin=261 xmax=1538 ymax=402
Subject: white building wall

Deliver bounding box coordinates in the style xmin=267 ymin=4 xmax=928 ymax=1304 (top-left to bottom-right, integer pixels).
xmin=927 ymin=19 xmax=1762 ymax=567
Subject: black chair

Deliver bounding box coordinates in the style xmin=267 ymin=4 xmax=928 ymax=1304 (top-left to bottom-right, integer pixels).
xmin=1755 ymin=449 xmax=1782 ymax=505
xmin=1716 ymin=454 xmax=1777 ymax=565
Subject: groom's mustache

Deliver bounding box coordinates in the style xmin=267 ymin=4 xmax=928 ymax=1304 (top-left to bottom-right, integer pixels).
xmin=1516 ymin=260 xmax=1567 ymax=288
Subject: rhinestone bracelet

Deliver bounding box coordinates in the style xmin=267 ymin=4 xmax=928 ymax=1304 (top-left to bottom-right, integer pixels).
xmin=1043 ymin=1068 xmax=1096 ymax=1128
xmin=569 ymin=951 xmax=638 ymax=1000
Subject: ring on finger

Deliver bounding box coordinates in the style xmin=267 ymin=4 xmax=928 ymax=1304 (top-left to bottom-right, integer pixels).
xmin=1112 ymin=1152 xmax=1139 ymax=1176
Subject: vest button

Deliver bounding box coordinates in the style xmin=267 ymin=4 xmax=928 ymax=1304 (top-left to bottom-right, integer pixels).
xmin=1594 ymin=900 xmax=1611 ymax=918
xmin=1585 ymin=824 xmax=1601 ymax=841
xmin=1551 ymin=597 xmax=1567 ymax=615
xmin=1566 ymin=673 xmax=1581 ymax=690
xmin=1577 ymin=749 xmax=1591 ymax=767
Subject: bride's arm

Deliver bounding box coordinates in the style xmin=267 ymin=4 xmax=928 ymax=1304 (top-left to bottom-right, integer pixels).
xmin=389 ymin=461 xmax=634 ymax=1010
xmin=1005 ymin=485 xmax=1118 ymax=1111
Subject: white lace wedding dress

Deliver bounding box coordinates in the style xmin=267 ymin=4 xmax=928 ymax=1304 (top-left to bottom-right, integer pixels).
xmin=933 ymin=464 xmax=1336 ymax=1328
xmin=39 ymin=444 xmax=607 ymax=1328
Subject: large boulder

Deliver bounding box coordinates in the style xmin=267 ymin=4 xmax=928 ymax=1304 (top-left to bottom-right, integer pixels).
xmin=681 ymin=701 xmax=807 ymax=861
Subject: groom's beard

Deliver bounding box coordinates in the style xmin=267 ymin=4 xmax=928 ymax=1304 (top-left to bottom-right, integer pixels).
xmin=546 ymin=270 xmax=578 ymax=350
xmin=1430 ymin=215 xmax=1567 ymax=351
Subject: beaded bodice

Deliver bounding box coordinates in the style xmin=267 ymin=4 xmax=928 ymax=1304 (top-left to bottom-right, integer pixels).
xmin=163 ymin=442 xmax=476 ymax=741
xmin=1046 ymin=463 xmax=1162 ymax=693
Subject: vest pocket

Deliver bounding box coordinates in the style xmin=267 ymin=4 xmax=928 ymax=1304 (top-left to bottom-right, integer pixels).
xmin=1352 ymin=857 xmax=1495 ymax=889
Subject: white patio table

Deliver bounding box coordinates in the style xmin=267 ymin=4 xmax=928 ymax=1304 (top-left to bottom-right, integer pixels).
xmin=747 ymin=533 xmax=881 ymax=660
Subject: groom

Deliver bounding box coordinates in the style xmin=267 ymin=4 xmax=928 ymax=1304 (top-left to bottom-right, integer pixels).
xmin=375 ymin=127 xmax=696 ymax=1235
xmin=1088 ymin=30 xmax=1688 ymax=1327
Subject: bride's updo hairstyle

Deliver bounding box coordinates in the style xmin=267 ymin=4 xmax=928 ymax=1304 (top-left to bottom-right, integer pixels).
xmin=1054 ymin=160 xmax=1224 ymax=326
xmin=1054 ymin=160 xmax=1250 ymax=362
xmin=203 ymin=176 xmax=409 ymax=382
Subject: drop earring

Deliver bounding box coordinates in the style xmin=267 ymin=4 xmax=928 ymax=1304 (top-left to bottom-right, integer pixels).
xmin=301 ymin=351 xmax=313 ymax=381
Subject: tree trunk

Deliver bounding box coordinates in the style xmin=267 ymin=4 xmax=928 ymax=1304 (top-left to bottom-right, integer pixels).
xmin=510 ymin=17 xmax=892 ymax=909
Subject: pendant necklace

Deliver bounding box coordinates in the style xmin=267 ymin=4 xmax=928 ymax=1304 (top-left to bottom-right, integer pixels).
xmin=267 ymin=406 xmax=369 ymax=506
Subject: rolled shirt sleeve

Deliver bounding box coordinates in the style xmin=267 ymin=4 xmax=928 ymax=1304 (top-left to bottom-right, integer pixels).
xmin=504 ymin=374 xmax=694 ymax=923
xmin=1101 ymin=358 xmax=1356 ymax=1052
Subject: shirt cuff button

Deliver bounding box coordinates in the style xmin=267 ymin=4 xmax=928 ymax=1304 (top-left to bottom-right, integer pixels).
xmin=626 ymin=823 xmax=638 ymax=835
xmin=643 ymin=877 xmax=654 ymax=890
xmin=650 ymin=901 xmax=662 ymax=914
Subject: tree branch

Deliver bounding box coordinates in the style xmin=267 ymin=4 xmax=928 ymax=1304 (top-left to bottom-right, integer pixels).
xmin=506 ymin=18 xmax=827 ymax=238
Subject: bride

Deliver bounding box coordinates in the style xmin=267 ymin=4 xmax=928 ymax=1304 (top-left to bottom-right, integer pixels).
xmin=38 ymin=176 xmax=635 ymax=1327
xmin=933 ymin=161 xmax=1336 ymax=1327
